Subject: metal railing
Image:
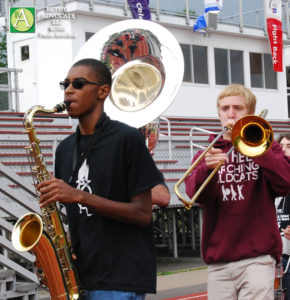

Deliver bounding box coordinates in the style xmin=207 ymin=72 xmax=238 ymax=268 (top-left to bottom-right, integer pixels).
xmin=5 ymin=0 xmax=290 ymax=35
xmin=0 ymin=163 xmax=39 ymax=283
xmin=0 ymin=68 xmax=23 ymax=112
xmin=189 ymin=126 xmax=214 ymax=159
xmin=159 ymin=116 xmax=172 ymax=160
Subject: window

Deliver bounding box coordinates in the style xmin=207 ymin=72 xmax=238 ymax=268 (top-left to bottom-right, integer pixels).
xmin=180 ymin=44 xmax=192 ymax=82
xmin=193 ymin=45 xmax=208 ymax=84
xmin=214 ymin=48 xmax=244 ymax=85
xmin=21 ymin=45 xmax=29 ymax=61
xmin=180 ymin=43 xmax=208 ymax=84
xmin=85 ymin=32 xmax=94 ymax=41
xmin=250 ymin=52 xmax=277 ymax=89
xmin=264 ymin=54 xmax=277 ymax=89
xmin=230 ymin=50 xmax=244 ymax=84
xmin=250 ymin=53 xmax=263 ymax=88
xmin=214 ymin=48 xmax=228 ymax=85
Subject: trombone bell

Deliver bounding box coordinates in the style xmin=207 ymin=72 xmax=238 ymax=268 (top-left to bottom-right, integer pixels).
xmin=231 ymin=115 xmax=273 ymax=157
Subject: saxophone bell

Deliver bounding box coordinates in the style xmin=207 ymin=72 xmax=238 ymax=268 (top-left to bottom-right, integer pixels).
xmin=12 ymin=213 xmax=43 ymax=252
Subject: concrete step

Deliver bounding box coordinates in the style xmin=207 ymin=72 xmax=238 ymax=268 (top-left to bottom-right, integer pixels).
xmin=0 ymin=270 xmax=38 ymax=300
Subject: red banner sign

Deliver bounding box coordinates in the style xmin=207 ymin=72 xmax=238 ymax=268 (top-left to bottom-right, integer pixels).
xmin=266 ymin=0 xmax=283 ymax=72
xmin=267 ymin=18 xmax=283 ymax=72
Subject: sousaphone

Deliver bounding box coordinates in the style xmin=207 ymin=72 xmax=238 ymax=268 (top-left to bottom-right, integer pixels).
xmin=73 ymin=19 xmax=184 ymax=152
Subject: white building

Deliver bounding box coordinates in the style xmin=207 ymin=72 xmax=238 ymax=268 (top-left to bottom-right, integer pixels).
xmin=4 ymin=0 xmax=290 ymax=120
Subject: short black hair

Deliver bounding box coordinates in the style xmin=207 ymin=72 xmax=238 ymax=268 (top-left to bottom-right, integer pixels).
xmin=72 ymin=58 xmax=112 ymax=87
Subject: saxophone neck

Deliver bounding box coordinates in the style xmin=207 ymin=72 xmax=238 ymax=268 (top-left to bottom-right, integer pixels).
xmin=24 ymin=102 xmax=68 ymax=129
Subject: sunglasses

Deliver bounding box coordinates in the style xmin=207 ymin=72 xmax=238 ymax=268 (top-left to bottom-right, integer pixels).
xmin=59 ymin=79 xmax=103 ymax=90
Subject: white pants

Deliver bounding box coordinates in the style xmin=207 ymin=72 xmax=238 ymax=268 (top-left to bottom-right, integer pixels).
xmin=207 ymin=255 xmax=276 ymax=300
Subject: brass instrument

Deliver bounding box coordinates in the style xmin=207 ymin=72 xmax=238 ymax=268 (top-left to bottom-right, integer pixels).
xmin=11 ymin=102 xmax=81 ymax=300
xmin=175 ymin=110 xmax=273 ymax=210
xmin=73 ymin=19 xmax=184 ymax=130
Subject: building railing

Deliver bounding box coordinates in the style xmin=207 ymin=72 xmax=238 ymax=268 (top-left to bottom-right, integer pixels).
xmin=5 ymin=0 xmax=290 ymax=35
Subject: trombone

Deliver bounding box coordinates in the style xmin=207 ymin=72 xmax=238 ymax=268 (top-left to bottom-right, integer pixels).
xmin=174 ymin=110 xmax=273 ymax=210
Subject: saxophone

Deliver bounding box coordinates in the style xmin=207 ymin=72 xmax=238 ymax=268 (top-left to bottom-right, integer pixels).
xmin=11 ymin=102 xmax=81 ymax=300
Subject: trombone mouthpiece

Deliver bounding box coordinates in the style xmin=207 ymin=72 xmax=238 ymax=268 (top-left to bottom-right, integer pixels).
xmin=259 ymin=109 xmax=268 ymax=118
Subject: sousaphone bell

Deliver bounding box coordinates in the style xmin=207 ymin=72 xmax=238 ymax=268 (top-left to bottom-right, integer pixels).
xmin=73 ymin=19 xmax=184 ymax=152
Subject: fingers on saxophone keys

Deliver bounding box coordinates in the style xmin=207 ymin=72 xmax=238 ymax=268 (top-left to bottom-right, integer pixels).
xmin=37 ymin=184 xmax=48 ymax=197
xmin=37 ymin=179 xmax=53 ymax=192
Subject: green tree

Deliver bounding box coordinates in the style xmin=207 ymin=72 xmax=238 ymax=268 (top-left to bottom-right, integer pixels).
xmin=0 ymin=31 xmax=7 ymax=67
xmin=182 ymin=9 xmax=197 ymax=17
xmin=0 ymin=0 xmax=20 ymax=67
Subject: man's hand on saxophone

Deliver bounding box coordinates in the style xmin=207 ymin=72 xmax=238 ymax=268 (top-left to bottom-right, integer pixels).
xmin=38 ymin=177 xmax=79 ymax=208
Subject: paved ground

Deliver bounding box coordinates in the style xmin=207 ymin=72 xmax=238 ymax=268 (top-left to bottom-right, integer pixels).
xmin=39 ymin=256 xmax=208 ymax=300
xmin=146 ymin=256 xmax=208 ymax=300
xmin=156 ymin=256 xmax=206 ymax=273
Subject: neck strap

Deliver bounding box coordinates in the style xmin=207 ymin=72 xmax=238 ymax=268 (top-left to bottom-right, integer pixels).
xmin=68 ymin=113 xmax=108 ymax=185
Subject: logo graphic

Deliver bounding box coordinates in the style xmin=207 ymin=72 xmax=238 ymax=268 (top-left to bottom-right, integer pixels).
xmin=76 ymin=159 xmax=93 ymax=217
xmin=10 ymin=8 xmax=35 ymax=33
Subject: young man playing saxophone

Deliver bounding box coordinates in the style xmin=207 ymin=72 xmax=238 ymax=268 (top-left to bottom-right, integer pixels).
xmin=37 ymin=58 xmax=164 ymax=300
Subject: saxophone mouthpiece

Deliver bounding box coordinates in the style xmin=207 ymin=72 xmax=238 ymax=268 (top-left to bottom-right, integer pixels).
xmin=64 ymin=101 xmax=72 ymax=108
xmin=54 ymin=102 xmax=69 ymax=112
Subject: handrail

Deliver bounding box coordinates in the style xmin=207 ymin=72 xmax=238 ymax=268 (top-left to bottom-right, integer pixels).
xmin=160 ymin=116 xmax=172 ymax=159
xmin=189 ymin=126 xmax=214 ymax=159
xmin=0 ymin=68 xmax=23 ymax=112
xmin=0 ymin=163 xmax=39 ymax=281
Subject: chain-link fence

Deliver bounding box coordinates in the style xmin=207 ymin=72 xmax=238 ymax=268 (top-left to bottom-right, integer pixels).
xmin=0 ymin=70 xmax=8 ymax=110
xmin=0 ymin=68 xmax=23 ymax=111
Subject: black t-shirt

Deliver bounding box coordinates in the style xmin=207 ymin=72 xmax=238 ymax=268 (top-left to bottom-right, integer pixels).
xmin=276 ymin=195 xmax=290 ymax=231
xmin=55 ymin=114 xmax=163 ymax=293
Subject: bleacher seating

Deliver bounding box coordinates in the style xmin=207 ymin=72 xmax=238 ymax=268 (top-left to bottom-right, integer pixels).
xmin=0 ymin=112 xmax=289 ymax=207
xmin=0 ymin=111 xmax=289 ymax=286
xmin=0 ymin=270 xmax=38 ymax=300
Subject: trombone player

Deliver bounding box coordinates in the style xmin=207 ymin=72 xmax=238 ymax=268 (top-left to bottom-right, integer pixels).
xmin=185 ymin=84 xmax=290 ymax=300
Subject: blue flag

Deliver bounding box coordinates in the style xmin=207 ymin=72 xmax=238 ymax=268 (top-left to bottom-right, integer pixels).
xmin=193 ymin=15 xmax=207 ymax=31
xmin=194 ymin=0 xmax=222 ymax=32
xmin=205 ymin=0 xmax=222 ymax=13
xmin=127 ymin=0 xmax=151 ymax=20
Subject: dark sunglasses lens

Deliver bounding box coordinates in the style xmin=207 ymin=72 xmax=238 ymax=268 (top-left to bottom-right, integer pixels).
xmin=72 ymin=81 xmax=85 ymax=89
xmin=60 ymin=81 xmax=70 ymax=90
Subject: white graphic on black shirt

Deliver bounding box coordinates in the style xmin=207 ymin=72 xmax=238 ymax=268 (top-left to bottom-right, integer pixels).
xmin=76 ymin=159 xmax=92 ymax=217
xmin=276 ymin=197 xmax=289 ymax=228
